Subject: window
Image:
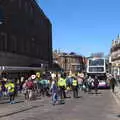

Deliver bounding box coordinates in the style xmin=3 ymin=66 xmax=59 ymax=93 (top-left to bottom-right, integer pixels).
xmin=89 ymin=59 xmax=104 ymax=66
xmin=0 ymin=32 xmax=7 ymax=51
xmin=11 ymin=36 xmax=17 ymax=53
xmin=8 ymin=35 xmax=17 ymax=53
xmin=0 ymin=7 xmax=4 ymax=24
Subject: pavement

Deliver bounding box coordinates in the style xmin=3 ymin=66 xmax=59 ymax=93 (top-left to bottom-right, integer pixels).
xmin=0 ymin=90 xmax=120 ymax=120
xmin=0 ymin=94 xmax=50 ymax=118
xmin=114 ymin=85 xmax=120 ymax=99
xmin=112 ymin=85 xmax=120 ymax=106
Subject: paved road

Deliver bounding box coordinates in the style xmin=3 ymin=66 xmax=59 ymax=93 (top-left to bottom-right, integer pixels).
xmin=0 ymin=90 xmax=120 ymax=120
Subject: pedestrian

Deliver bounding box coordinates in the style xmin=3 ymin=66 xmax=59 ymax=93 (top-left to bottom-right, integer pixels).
xmin=1 ymin=78 xmax=7 ymax=97
xmin=110 ymin=76 xmax=116 ymax=93
xmin=5 ymin=80 xmax=16 ymax=104
xmin=93 ymin=76 xmax=99 ymax=94
xmin=77 ymin=76 xmax=83 ymax=91
xmin=82 ymin=78 xmax=87 ymax=93
xmin=87 ymin=76 xmax=94 ymax=92
xmin=22 ymin=80 xmax=29 ymax=101
xmin=26 ymin=77 xmax=34 ymax=100
xmin=35 ymin=72 xmax=41 ymax=96
xmin=58 ymin=74 xmax=66 ymax=103
xmin=50 ymin=79 xmax=58 ymax=105
xmin=39 ymin=75 xmax=49 ymax=97
xmin=72 ymin=77 xmax=78 ymax=98
xmin=0 ymin=81 xmax=2 ymax=98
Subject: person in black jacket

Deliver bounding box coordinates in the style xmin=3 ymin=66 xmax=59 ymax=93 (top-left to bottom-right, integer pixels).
xmin=93 ymin=76 xmax=99 ymax=94
xmin=110 ymin=76 xmax=116 ymax=93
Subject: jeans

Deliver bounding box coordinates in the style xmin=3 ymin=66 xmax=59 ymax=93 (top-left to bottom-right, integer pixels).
xmin=52 ymin=93 xmax=57 ymax=104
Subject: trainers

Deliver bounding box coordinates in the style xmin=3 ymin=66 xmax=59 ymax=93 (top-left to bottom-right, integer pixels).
xmin=9 ymin=101 xmax=12 ymax=104
xmin=11 ymin=101 xmax=16 ymax=104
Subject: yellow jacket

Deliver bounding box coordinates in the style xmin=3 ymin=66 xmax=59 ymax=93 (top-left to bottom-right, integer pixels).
xmin=5 ymin=83 xmax=15 ymax=93
xmin=58 ymin=78 xmax=66 ymax=87
xmin=72 ymin=79 xmax=78 ymax=86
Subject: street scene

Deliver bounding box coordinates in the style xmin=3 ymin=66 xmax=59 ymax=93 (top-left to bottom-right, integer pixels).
xmin=0 ymin=90 xmax=120 ymax=120
xmin=0 ymin=0 xmax=120 ymax=120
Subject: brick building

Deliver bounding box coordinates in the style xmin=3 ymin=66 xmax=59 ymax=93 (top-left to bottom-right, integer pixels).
xmin=53 ymin=51 xmax=85 ymax=73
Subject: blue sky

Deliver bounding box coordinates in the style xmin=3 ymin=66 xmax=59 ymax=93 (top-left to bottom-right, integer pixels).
xmin=38 ymin=0 xmax=120 ymax=56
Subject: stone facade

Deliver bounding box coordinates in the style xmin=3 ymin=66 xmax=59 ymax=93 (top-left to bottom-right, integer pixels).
xmin=110 ymin=34 xmax=120 ymax=78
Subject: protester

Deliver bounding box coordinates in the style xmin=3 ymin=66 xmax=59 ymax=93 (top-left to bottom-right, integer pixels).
xmin=22 ymin=80 xmax=29 ymax=101
xmin=26 ymin=77 xmax=34 ymax=100
xmin=72 ymin=77 xmax=78 ymax=98
xmin=5 ymin=80 xmax=15 ymax=104
xmin=58 ymin=74 xmax=66 ymax=100
xmin=50 ymin=79 xmax=58 ymax=105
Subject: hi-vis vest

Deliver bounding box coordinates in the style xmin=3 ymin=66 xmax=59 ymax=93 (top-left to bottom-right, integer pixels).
xmin=58 ymin=78 xmax=66 ymax=87
xmin=5 ymin=83 xmax=15 ymax=93
xmin=72 ymin=80 xmax=77 ymax=86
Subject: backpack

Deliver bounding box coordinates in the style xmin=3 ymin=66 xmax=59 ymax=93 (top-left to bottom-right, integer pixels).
xmin=26 ymin=81 xmax=34 ymax=89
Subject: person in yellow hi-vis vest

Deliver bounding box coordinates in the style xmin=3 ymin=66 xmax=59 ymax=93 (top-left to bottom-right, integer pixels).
xmin=58 ymin=74 xmax=66 ymax=100
xmin=5 ymin=80 xmax=15 ymax=104
xmin=72 ymin=77 xmax=78 ymax=98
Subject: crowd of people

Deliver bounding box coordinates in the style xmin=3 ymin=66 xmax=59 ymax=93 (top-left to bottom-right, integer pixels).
xmin=0 ymin=71 xmax=117 ymax=105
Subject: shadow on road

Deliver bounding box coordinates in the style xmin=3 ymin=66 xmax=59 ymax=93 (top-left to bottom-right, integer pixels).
xmin=76 ymin=96 xmax=83 ymax=98
xmin=0 ymin=104 xmax=44 ymax=118
xmin=88 ymin=92 xmax=102 ymax=95
xmin=117 ymin=115 xmax=120 ymax=118
xmin=0 ymin=100 xmax=24 ymax=104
